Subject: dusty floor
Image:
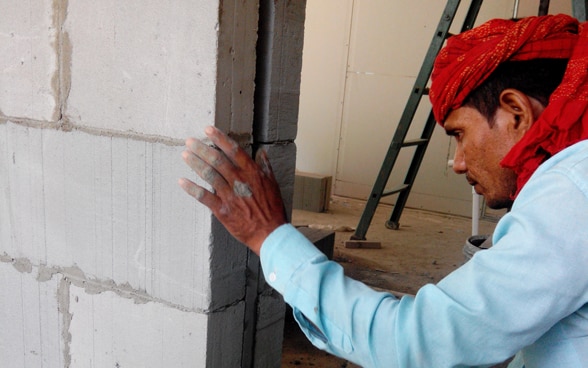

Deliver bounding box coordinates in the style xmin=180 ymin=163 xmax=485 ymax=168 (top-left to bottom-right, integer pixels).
xmin=280 ymin=196 xmax=500 ymax=367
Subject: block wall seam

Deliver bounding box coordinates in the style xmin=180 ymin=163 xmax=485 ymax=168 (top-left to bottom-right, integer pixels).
xmin=0 ymin=252 xmax=208 ymax=314
xmin=0 ymin=117 xmax=185 ymax=146
xmin=54 ymin=0 xmax=70 ymax=124
xmin=58 ymin=276 xmax=72 ymax=367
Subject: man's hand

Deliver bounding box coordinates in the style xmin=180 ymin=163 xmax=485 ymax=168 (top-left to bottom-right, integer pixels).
xmin=179 ymin=126 xmax=287 ymax=255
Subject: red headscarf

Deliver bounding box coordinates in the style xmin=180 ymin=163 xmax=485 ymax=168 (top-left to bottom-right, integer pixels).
xmin=430 ymin=14 xmax=588 ymax=196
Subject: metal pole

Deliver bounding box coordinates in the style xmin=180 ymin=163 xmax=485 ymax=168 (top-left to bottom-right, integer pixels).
xmin=513 ymin=0 xmax=520 ymax=18
xmin=472 ymin=188 xmax=480 ymax=236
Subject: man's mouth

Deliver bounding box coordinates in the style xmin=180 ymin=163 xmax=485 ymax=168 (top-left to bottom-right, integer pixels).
xmin=465 ymin=174 xmax=476 ymax=186
xmin=466 ymin=174 xmax=482 ymax=194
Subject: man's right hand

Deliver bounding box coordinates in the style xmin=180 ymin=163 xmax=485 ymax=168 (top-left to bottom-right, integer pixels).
xmin=178 ymin=126 xmax=287 ymax=255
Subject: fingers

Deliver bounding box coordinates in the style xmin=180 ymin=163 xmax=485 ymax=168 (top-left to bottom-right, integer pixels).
xmin=181 ymin=146 xmax=231 ymax=195
xmin=178 ymin=178 xmax=222 ymax=210
xmin=203 ymin=126 xmax=256 ymax=170
xmin=179 ymin=126 xmax=288 ymax=253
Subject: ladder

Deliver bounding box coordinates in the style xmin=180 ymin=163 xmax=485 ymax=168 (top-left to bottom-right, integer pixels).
xmin=349 ymin=0 xmax=483 ymax=242
xmin=349 ymin=0 xmax=587 ymax=243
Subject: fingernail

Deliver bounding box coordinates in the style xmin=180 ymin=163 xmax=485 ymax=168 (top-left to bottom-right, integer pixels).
xmin=204 ymin=126 xmax=215 ymax=135
xmin=179 ymin=178 xmax=205 ymax=200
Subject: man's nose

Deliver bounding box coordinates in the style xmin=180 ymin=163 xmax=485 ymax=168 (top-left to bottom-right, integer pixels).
xmin=452 ymin=148 xmax=466 ymax=174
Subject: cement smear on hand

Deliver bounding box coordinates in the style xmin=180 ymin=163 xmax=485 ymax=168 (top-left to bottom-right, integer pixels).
xmin=233 ymin=180 xmax=252 ymax=197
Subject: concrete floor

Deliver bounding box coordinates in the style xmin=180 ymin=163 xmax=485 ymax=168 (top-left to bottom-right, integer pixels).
xmin=281 ymin=196 xmax=500 ymax=367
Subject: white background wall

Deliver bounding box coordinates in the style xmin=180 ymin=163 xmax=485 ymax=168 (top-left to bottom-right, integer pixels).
xmin=296 ymin=0 xmax=573 ymax=217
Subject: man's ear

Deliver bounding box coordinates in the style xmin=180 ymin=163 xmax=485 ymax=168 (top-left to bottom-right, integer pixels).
xmin=498 ymin=89 xmax=543 ymax=135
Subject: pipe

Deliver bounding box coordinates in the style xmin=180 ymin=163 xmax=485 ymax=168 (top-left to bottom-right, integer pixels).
xmin=472 ymin=187 xmax=480 ymax=236
xmin=513 ymin=0 xmax=520 ymax=18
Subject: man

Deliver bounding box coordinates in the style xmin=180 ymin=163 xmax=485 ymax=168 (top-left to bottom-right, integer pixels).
xmin=179 ymin=14 xmax=588 ymax=367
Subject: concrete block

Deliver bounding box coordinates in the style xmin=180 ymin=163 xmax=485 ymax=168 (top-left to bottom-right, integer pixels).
xmin=253 ymin=292 xmax=286 ymax=367
xmin=215 ymin=0 xmax=259 ymax=135
xmin=44 ymin=129 xmax=211 ymax=310
xmin=209 ymin=218 xmax=249 ymax=310
xmin=0 ymin=1 xmax=59 ymax=121
xmin=344 ymin=240 xmax=382 ymax=249
xmin=254 ymin=0 xmax=306 ymax=142
xmin=293 ymin=171 xmax=332 ymax=213
xmin=0 ymin=123 xmax=219 ymax=310
xmin=297 ymin=226 xmax=335 ymax=259
xmin=0 ymin=262 xmax=64 ymax=367
xmin=205 ymin=300 xmax=246 ymax=367
xmin=256 ymin=291 xmax=286 ymax=331
xmin=0 ymin=123 xmax=46 ymax=259
xmin=69 ymin=285 xmax=207 ymax=367
xmin=64 ymin=0 xmax=219 ymax=139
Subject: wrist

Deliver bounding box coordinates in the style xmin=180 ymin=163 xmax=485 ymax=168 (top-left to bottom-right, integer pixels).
xmin=248 ymin=222 xmax=288 ymax=255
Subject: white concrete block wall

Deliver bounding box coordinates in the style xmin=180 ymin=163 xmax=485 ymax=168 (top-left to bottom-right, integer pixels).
xmin=0 ymin=0 xmax=310 ymax=366
xmin=0 ymin=122 xmax=222 ymax=366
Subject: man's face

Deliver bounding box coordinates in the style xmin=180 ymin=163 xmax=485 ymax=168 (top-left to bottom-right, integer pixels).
xmin=444 ymin=106 xmax=521 ymax=209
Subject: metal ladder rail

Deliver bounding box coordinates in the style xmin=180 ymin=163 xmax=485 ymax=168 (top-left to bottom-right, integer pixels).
xmin=385 ymin=1 xmax=483 ymax=231
xmin=573 ymin=0 xmax=588 ymax=21
xmin=350 ymin=0 xmax=483 ymax=241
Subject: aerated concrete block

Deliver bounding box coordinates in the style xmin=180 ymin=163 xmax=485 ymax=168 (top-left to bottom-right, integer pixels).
xmin=293 ymin=172 xmax=332 ymax=213
xmin=0 ymin=1 xmax=59 ymax=121
xmin=205 ymin=301 xmax=246 ymax=367
xmin=64 ymin=0 xmax=220 ymax=139
xmin=69 ymin=285 xmax=208 ymax=367
xmin=254 ymin=0 xmax=306 ymax=142
xmin=215 ymin=0 xmax=259 ymax=136
xmin=0 ymin=262 xmax=64 ymax=368
xmin=252 ymin=292 xmax=286 ymax=367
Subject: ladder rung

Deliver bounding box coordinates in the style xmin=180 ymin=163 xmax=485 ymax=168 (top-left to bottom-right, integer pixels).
xmin=413 ymin=87 xmax=430 ymax=95
xmin=402 ymin=138 xmax=429 ymax=147
xmin=381 ymin=184 xmax=410 ymax=197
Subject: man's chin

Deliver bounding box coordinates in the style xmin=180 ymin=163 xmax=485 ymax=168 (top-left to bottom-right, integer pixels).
xmin=484 ymin=196 xmax=513 ymax=210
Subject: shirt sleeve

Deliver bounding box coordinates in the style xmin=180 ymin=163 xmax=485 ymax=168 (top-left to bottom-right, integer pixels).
xmin=260 ymin=164 xmax=588 ymax=367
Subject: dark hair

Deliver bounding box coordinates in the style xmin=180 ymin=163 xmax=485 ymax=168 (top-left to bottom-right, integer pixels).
xmin=463 ymin=58 xmax=569 ymax=122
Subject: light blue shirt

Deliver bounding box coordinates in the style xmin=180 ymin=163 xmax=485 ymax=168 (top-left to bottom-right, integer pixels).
xmin=260 ymin=140 xmax=588 ymax=367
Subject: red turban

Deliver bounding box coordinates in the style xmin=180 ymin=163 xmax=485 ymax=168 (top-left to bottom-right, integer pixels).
xmin=429 ymin=14 xmax=588 ymax=196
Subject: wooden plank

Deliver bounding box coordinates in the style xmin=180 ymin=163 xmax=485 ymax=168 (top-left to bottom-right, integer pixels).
xmin=344 ymin=240 xmax=382 ymax=249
